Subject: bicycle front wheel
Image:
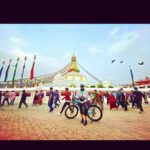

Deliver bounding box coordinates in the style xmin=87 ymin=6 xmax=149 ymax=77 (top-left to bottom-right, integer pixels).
xmin=87 ymin=105 xmax=103 ymax=122
xmin=65 ymin=105 xmax=79 ymax=119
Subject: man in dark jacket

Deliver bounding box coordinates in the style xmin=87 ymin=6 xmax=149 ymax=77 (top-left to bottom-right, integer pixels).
xmin=0 ymin=91 xmax=2 ymax=106
xmin=18 ymin=90 xmax=28 ymax=109
xmin=133 ymin=87 xmax=145 ymax=113
xmin=2 ymin=91 xmax=10 ymax=106
xmin=117 ymin=88 xmax=128 ymax=111
xmin=130 ymin=90 xmax=136 ymax=108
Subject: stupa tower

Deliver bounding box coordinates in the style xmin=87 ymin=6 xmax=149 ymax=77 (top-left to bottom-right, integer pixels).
xmin=68 ymin=54 xmax=80 ymax=73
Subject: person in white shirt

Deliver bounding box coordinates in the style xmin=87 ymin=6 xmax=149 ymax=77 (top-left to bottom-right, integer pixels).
xmin=10 ymin=90 xmax=16 ymax=105
xmin=76 ymin=84 xmax=89 ymax=126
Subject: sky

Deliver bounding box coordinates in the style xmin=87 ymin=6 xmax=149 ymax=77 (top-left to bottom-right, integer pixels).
xmin=0 ymin=24 xmax=150 ymax=85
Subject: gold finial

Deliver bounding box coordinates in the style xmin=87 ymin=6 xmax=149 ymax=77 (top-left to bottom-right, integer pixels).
xmin=3 ymin=61 xmax=5 ymax=64
xmin=72 ymin=54 xmax=76 ymax=61
xmin=17 ymin=57 xmax=19 ymax=62
xmin=25 ymin=56 xmax=27 ymax=60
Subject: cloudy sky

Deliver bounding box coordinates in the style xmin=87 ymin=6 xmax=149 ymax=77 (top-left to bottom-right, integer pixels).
xmin=0 ymin=24 xmax=150 ymax=85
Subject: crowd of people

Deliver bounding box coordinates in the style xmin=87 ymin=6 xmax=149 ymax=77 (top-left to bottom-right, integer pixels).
xmin=0 ymin=90 xmax=16 ymax=106
xmin=0 ymin=87 xmax=150 ymax=126
xmin=32 ymin=90 xmax=44 ymax=106
xmin=105 ymin=88 xmax=149 ymax=113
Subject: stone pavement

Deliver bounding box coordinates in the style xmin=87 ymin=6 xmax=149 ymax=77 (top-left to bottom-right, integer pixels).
xmin=0 ymin=101 xmax=150 ymax=140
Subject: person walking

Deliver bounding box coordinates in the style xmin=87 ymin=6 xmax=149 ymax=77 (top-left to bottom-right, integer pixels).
xmin=105 ymin=91 xmax=109 ymax=105
xmin=60 ymin=88 xmax=72 ymax=114
xmin=130 ymin=90 xmax=136 ymax=108
xmin=33 ymin=91 xmax=39 ymax=106
xmin=0 ymin=91 xmax=2 ymax=106
xmin=148 ymin=90 xmax=150 ymax=98
xmin=117 ymin=88 xmax=128 ymax=111
xmin=54 ymin=90 xmax=60 ymax=108
xmin=18 ymin=90 xmax=28 ymax=109
xmin=108 ymin=91 xmax=118 ymax=110
xmin=2 ymin=91 xmax=10 ymax=106
xmin=143 ymin=92 xmax=149 ymax=104
xmin=133 ymin=87 xmax=145 ymax=113
xmin=10 ymin=90 xmax=16 ymax=105
xmin=92 ymin=90 xmax=104 ymax=110
xmin=38 ymin=90 xmax=44 ymax=105
xmin=48 ymin=87 xmax=54 ymax=112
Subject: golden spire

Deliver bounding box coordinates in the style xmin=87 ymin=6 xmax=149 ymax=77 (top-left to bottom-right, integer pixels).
xmin=68 ymin=54 xmax=80 ymax=72
xmin=72 ymin=54 xmax=76 ymax=62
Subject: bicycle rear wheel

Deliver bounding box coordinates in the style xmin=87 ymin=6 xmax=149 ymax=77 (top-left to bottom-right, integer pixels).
xmin=65 ymin=105 xmax=79 ymax=119
xmin=87 ymin=105 xmax=103 ymax=122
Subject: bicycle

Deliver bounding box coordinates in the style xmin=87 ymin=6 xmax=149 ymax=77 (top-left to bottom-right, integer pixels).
xmin=64 ymin=98 xmax=103 ymax=122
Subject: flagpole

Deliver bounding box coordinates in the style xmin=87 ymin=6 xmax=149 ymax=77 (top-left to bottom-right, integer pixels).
xmin=129 ymin=65 xmax=135 ymax=88
xmin=21 ymin=56 xmax=27 ymax=88
xmin=0 ymin=61 xmax=5 ymax=79
xmin=12 ymin=57 xmax=19 ymax=87
xmin=4 ymin=59 xmax=12 ymax=83
xmin=30 ymin=55 xmax=36 ymax=87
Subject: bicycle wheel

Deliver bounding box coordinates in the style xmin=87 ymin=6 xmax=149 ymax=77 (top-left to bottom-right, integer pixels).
xmin=65 ymin=105 xmax=79 ymax=119
xmin=87 ymin=105 xmax=103 ymax=122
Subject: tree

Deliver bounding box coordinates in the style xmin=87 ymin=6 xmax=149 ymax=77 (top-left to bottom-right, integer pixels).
xmin=97 ymin=83 xmax=104 ymax=88
xmin=69 ymin=84 xmax=76 ymax=88
xmin=108 ymin=85 xmax=114 ymax=88
xmin=90 ymin=85 xmax=96 ymax=88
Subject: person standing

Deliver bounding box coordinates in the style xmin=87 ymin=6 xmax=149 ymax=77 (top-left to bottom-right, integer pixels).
xmin=92 ymin=90 xmax=104 ymax=110
xmin=38 ymin=90 xmax=44 ymax=105
xmin=33 ymin=91 xmax=39 ymax=106
xmin=60 ymin=88 xmax=72 ymax=114
xmin=117 ymin=88 xmax=128 ymax=111
xmin=113 ymin=91 xmax=117 ymax=99
xmin=72 ymin=91 xmax=77 ymax=104
xmin=54 ymin=90 xmax=60 ymax=108
xmin=99 ymin=91 xmax=104 ymax=110
xmin=10 ymin=90 xmax=16 ymax=105
xmin=2 ymin=91 xmax=10 ymax=106
xmin=143 ymin=92 xmax=149 ymax=104
xmin=76 ymin=84 xmax=89 ymax=126
xmin=40 ymin=90 xmax=44 ymax=104
xmin=18 ymin=90 xmax=28 ymax=109
xmin=125 ymin=92 xmax=129 ymax=105
xmin=0 ymin=91 xmax=2 ymax=106
xmin=108 ymin=91 xmax=118 ymax=110
xmin=130 ymin=90 xmax=136 ymax=108
xmin=48 ymin=87 xmax=54 ymax=112
xmin=148 ymin=90 xmax=150 ymax=98
xmin=133 ymin=87 xmax=145 ymax=113
xmin=105 ymin=91 xmax=109 ymax=105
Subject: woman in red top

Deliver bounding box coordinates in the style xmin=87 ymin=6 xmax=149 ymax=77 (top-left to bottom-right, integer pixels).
xmin=60 ymin=88 xmax=72 ymax=114
xmin=109 ymin=92 xmax=118 ymax=110
xmin=92 ymin=90 xmax=104 ymax=110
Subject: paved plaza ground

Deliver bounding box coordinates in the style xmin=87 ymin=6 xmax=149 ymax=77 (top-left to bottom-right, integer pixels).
xmin=0 ymin=99 xmax=150 ymax=140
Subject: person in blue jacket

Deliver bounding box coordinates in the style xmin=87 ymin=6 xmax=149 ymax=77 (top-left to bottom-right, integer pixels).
xmin=48 ymin=87 xmax=54 ymax=112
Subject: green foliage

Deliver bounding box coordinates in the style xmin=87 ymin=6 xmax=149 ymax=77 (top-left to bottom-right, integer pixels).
xmin=97 ymin=83 xmax=104 ymax=88
xmin=90 ymin=85 xmax=96 ymax=88
xmin=69 ymin=84 xmax=76 ymax=88
xmin=108 ymin=85 xmax=114 ymax=88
